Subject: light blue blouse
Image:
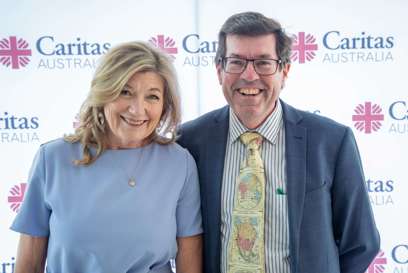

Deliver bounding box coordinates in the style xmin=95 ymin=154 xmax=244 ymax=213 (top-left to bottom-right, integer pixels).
xmin=11 ymin=139 xmax=202 ymax=273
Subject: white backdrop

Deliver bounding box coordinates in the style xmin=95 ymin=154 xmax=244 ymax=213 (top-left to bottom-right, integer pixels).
xmin=1 ymin=0 xmax=407 ymax=272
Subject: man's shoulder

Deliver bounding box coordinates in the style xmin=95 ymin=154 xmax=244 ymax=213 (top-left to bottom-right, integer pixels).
xmin=283 ymin=102 xmax=348 ymax=133
xmin=180 ymin=106 xmax=229 ymax=133
xmin=177 ymin=106 xmax=229 ymax=149
xmin=282 ymin=101 xmax=356 ymax=152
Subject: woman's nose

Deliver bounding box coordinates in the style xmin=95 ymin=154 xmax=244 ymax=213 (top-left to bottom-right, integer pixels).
xmin=127 ymin=97 xmax=145 ymax=115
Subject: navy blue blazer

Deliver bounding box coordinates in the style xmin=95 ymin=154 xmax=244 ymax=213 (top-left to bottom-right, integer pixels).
xmin=178 ymin=100 xmax=380 ymax=273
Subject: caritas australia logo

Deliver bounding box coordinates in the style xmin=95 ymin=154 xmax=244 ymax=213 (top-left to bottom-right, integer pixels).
xmin=366 ymin=251 xmax=387 ymax=273
xmin=149 ymin=34 xmax=178 ymax=59
xmin=0 ymin=36 xmax=32 ymax=70
xmin=1 ymin=35 xmax=111 ymax=70
xmin=352 ymin=102 xmax=384 ymax=134
xmin=291 ymin=32 xmax=318 ymax=64
xmin=290 ymin=30 xmax=395 ymax=64
xmin=8 ymin=183 xmax=27 ymax=213
xmin=352 ymin=101 xmax=408 ymax=134
xmin=149 ymin=33 xmax=218 ymax=67
xmin=0 ymin=111 xmax=40 ymax=143
xmin=364 ymin=245 xmax=408 ymax=272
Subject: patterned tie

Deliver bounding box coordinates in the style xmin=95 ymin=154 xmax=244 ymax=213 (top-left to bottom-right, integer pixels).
xmin=228 ymin=132 xmax=265 ymax=273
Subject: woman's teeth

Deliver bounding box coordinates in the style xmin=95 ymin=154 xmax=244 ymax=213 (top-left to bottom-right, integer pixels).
xmin=122 ymin=117 xmax=145 ymax=126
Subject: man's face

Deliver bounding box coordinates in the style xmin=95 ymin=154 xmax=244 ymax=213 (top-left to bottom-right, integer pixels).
xmin=217 ymin=34 xmax=290 ymax=129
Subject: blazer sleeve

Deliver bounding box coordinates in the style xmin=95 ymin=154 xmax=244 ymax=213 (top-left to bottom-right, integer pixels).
xmin=331 ymin=127 xmax=380 ymax=273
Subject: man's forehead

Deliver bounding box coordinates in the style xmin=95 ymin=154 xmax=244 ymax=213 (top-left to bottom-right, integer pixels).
xmin=225 ymin=34 xmax=278 ymax=57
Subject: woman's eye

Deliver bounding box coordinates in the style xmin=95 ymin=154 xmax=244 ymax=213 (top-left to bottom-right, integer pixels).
xmin=147 ymin=94 xmax=160 ymax=100
xmin=120 ymin=89 xmax=131 ymax=96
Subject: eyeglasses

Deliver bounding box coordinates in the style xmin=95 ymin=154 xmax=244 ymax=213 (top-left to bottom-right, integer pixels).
xmin=221 ymin=57 xmax=282 ymax=75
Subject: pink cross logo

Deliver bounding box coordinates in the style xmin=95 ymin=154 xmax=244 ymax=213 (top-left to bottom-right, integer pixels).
xmin=291 ymin=32 xmax=318 ymax=64
xmin=352 ymin=102 xmax=384 ymax=134
xmin=366 ymin=251 xmax=387 ymax=273
xmin=149 ymin=35 xmax=178 ymax=59
xmin=0 ymin=36 xmax=32 ymax=69
xmin=8 ymin=183 xmax=27 ymax=213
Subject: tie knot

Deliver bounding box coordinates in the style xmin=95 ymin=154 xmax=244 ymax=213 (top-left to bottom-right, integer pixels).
xmin=240 ymin=132 xmax=263 ymax=148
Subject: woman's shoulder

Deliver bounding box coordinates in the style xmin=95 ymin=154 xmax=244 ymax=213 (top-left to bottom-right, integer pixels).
xmin=39 ymin=137 xmax=81 ymax=158
xmin=148 ymin=143 xmax=197 ymax=183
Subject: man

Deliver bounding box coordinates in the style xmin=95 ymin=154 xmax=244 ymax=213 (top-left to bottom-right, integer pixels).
xmin=178 ymin=11 xmax=380 ymax=273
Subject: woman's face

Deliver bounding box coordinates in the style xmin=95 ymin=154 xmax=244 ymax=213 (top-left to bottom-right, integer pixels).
xmin=104 ymin=71 xmax=164 ymax=149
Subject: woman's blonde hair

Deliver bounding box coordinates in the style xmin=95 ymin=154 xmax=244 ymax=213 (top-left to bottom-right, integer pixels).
xmin=65 ymin=41 xmax=181 ymax=165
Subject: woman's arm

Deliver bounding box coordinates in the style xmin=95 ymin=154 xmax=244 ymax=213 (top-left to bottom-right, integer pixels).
xmin=14 ymin=234 xmax=48 ymax=273
xmin=176 ymin=234 xmax=202 ymax=273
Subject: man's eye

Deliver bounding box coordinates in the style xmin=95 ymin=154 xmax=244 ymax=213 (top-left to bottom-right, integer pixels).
xmin=229 ymin=60 xmax=245 ymax=66
xmin=256 ymin=60 xmax=272 ymax=67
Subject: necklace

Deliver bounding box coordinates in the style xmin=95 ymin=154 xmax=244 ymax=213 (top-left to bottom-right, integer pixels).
xmin=128 ymin=147 xmax=145 ymax=187
xmin=108 ymin=145 xmax=145 ymax=188
xmin=128 ymin=178 xmax=136 ymax=187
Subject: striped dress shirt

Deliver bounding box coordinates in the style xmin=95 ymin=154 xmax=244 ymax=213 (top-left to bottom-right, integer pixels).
xmin=221 ymin=101 xmax=291 ymax=273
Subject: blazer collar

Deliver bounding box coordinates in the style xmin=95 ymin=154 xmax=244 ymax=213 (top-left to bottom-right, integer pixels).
xmin=281 ymin=100 xmax=307 ymax=272
xmin=203 ymin=106 xmax=229 ymax=273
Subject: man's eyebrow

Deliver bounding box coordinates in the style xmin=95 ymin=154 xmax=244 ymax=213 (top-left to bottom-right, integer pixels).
xmin=227 ymin=53 xmax=274 ymax=59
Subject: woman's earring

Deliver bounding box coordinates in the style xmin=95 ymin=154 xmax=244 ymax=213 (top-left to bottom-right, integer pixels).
xmin=98 ymin=112 xmax=105 ymax=126
xmin=155 ymin=121 xmax=163 ymax=134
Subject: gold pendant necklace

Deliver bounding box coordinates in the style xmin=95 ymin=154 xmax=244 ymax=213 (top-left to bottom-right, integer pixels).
xmin=128 ymin=178 xmax=136 ymax=187
xmin=127 ymin=147 xmax=144 ymax=187
xmin=110 ymin=145 xmax=145 ymax=188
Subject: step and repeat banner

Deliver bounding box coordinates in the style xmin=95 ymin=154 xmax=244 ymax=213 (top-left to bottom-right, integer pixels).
xmin=1 ymin=0 xmax=407 ymax=272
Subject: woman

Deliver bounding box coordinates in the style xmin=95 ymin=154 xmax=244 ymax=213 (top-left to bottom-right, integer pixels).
xmin=11 ymin=41 xmax=202 ymax=273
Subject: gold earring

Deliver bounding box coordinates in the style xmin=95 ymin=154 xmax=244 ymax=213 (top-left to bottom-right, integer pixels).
xmin=98 ymin=112 xmax=105 ymax=126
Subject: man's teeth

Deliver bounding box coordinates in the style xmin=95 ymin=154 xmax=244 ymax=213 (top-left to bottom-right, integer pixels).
xmin=238 ymin=88 xmax=261 ymax=95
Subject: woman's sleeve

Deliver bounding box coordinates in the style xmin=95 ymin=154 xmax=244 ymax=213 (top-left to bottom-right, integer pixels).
xmin=10 ymin=145 xmax=50 ymax=237
xmin=176 ymin=151 xmax=203 ymax=237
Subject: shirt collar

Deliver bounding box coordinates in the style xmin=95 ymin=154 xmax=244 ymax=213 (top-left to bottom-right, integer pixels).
xmin=229 ymin=100 xmax=283 ymax=144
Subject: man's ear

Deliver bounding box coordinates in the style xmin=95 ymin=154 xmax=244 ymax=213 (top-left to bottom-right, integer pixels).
xmin=283 ymin=63 xmax=291 ymax=78
xmin=281 ymin=63 xmax=291 ymax=88
xmin=216 ymin=63 xmax=223 ymax=85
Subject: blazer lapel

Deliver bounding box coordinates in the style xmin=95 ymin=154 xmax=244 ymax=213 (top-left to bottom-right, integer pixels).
xmin=282 ymin=101 xmax=307 ymax=272
xmin=202 ymin=106 xmax=229 ymax=273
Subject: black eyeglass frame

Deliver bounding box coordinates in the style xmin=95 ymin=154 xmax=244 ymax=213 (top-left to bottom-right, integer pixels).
xmin=221 ymin=57 xmax=283 ymax=76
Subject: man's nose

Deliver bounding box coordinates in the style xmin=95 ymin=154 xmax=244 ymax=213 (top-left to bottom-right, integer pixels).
xmin=240 ymin=61 xmax=260 ymax=81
